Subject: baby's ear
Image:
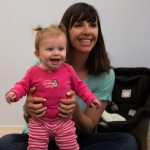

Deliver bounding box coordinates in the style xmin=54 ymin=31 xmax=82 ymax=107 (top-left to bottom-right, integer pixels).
xmin=34 ymin=50 xmax=39 ymax=58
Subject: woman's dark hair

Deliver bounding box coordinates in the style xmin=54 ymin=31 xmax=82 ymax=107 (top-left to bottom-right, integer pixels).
xmin=60 ymin=2 xmax=111 ymax=75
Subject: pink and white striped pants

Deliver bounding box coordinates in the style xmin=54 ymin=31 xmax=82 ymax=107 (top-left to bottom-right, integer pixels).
xmin=27 ymin=117 xmax=79 ymax=150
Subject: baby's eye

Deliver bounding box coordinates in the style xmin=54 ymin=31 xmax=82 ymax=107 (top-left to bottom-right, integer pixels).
xmin=59 ymin=47 xmax=65 ymax=51
xmin=47 ymin=48 xmax=53 ymax=51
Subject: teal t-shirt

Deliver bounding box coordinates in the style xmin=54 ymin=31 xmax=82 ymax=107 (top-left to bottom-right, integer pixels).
xmin=77 ymin=69 xmax=115 ymax=111
xmin=22 ymin=69 xmax=115 ymax=133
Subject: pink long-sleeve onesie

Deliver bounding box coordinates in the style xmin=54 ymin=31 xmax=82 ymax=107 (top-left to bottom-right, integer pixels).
xmin=10 ymin=63 xmax=97 ymax=119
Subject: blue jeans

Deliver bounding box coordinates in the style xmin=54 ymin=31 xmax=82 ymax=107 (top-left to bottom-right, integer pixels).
xmin=0 ymin=132 xmax=138 ymax=150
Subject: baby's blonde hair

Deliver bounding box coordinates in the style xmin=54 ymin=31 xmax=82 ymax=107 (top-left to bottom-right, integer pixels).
xmin=34 ymin=24 xmax=67 ymax=51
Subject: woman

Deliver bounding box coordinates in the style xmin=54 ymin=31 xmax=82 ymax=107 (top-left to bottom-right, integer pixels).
xmin=0 ymin=2 xmax=138 ymax=150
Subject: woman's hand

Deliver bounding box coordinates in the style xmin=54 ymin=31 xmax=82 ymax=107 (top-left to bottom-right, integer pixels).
xmin=23 ymin=87 xmax=46 ymax=121
xmin=73 ymin=101 xmax=108 ymax=134
xmin=58 ymin=90 xmax=76 ymax=118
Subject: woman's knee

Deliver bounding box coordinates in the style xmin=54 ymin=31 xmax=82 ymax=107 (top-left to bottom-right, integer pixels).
xmin=116 ymin=132 xmax=138 ymax=150
xmin=0 ymin=133 xmax=28 ymax=150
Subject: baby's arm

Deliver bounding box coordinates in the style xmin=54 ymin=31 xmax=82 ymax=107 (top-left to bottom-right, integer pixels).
xmin=5 ymin=91 xmax=17 ymax=104
xmin=90 ymin=99 xmax=101 ymax=108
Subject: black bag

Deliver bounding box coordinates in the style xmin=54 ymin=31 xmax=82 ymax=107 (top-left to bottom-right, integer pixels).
xmin=98 ymin=67 xmax=150 ymax=132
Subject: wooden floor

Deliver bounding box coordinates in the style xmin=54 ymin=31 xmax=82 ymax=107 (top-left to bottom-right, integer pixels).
xmin=0 ymin=126 xmax=22 ymax=137
xmin=148 ymin=129 xmax=150 ymax=150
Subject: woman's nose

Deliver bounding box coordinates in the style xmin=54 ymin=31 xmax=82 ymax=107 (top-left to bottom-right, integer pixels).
xmin=83 ymin=23 xmax=91 ymax=34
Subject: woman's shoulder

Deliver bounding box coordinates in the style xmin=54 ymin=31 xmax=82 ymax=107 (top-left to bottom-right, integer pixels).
xmin=86 ymin=68 xmax=115 ymax=83
xmin=101 ymin=68 xmax=115 ymax=81
xmin=97 ymin=69 xmax=115 ymax=89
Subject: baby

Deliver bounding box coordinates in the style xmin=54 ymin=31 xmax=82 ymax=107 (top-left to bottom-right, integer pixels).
xmin=5 ymin=24 xmax=101 ymax=150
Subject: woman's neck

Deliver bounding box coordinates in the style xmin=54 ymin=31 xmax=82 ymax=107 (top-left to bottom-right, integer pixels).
xmin=71 ymin=51 xmax=89 ymax=80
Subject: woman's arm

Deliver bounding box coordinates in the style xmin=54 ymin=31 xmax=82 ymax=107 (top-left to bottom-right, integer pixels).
xmin=75 ymin=69 xmax=115 ymax=134
xmin=73 ymin=101 xmax=108 ymax=134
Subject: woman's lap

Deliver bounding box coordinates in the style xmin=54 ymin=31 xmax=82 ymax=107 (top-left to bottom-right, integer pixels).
xmin=0 ymin=133 xmax=56 ymax=150
xmin=78 ymin=132 xmax=138 ymax=150
xmin=0 ymin=132 xmax=138 ymax=150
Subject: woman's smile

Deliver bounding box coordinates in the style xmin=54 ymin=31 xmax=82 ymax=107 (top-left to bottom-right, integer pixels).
xmin=79 ymin=38 xmax=93 ymax=46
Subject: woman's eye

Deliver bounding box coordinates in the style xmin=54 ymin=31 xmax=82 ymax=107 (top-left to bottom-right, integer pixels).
xmin=89 ymin=22 xmax=97 ymax=27
xmin=73 ymin=22 xmax=83 ymax=27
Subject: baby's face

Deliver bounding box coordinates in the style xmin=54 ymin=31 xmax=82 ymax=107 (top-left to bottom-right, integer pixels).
xmin=36 ymin=34 xmax=67 ymax=71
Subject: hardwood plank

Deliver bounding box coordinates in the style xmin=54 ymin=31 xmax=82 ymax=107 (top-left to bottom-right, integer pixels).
xmin=0 ymin=126 xmax=22 ymax=137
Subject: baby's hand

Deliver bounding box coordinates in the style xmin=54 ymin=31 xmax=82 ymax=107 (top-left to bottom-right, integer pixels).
xmin=90 ymin=99 xmax=101 ymax=108
xmin=5 ymin=91 xmax=16 ymax=104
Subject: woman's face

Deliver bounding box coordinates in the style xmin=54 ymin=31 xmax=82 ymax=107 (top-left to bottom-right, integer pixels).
xmin=69 ymin=20 xmax=98 ymax=54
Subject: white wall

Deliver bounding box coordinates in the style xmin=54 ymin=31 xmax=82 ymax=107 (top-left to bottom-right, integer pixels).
xmin=0 ymin=0 xmax=150 ymax=126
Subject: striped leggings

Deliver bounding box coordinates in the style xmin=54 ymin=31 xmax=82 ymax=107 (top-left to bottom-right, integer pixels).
xmin=27 ymin=118 xmax=79 ymax=150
